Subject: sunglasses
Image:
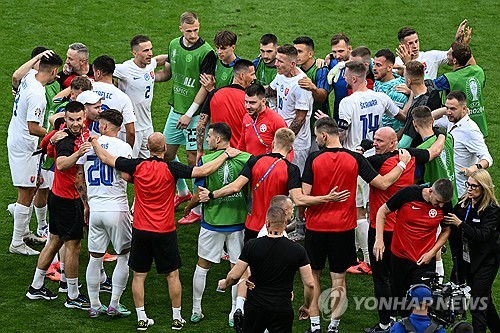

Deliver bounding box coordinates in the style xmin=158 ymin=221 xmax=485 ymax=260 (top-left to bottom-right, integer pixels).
xmin=465 ymin=181 xmax=481 ymax=190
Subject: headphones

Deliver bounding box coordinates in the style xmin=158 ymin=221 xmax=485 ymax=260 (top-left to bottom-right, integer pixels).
xmin=405 ymin=283 xmax=432 ymax=305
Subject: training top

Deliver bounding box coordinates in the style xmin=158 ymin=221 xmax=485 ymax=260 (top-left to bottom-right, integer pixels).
xmin=114 ymin=58 xmax=157 ymax=131
xmin=374 ymin=76 xmax=408 ymax=132
xmin=215 ymin=56 xmax=240 ymax=89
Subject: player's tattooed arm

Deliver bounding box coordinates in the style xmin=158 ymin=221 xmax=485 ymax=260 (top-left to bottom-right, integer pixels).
xmin=196 ymin=113 xmax=210 ymax=153
xmin=75 ymin=165 xmax=88 ymax=204
xmin=289 ymin=110 xmax=307 ymax=135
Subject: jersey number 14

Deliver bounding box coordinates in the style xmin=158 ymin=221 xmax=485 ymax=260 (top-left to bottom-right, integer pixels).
xmin=360 ymin=113 xmax=380 ymax=139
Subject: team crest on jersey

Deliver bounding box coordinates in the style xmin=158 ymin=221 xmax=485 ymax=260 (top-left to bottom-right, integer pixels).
xmin=144 ymin=73 xmax=150 ymax=81
xmin=284 ymin=88 xmax=289 ymax=96
xmin=149 ymin=71 xmax=155 ymax=80
xmin=259 ymin=124 xmax=267 ymax=132
xmin=30 ymin=176 xmax=36 ymax=183
xmin=186 ymin=54 xmax=193 ymax=62
xmin=428 ymin=209 xmax=437 ymax=218
xmin=221 ymin=72 xmax=228 ymax=81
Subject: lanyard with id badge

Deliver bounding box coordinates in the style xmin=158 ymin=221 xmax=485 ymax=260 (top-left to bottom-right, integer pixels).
xmin=247 ymin=157 xmax=283 ymax=215
xmin=462 ymin=203 xmax=478 ymax=263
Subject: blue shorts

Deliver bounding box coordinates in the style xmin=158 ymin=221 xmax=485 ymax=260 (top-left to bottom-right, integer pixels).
xmin=163 ymin=108 xmax=198 ymax=151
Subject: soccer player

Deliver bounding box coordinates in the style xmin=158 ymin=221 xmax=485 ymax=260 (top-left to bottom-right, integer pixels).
xmin=253 ymin=34 xmax=278 ymax=108
xmin=433 ymin=42 xmax=487 ymax=136
xmin=270 ymin=44 xmax=313 ymax=174
xmin=349 ymin=46 xmax=375 ymax=90
xmin=374 ymin=179 xmax=453 ymax=317
xmin=182 ymin=123 xmax=251 ymax=326
xmin=92 ymin=55 xmax=136 ymax=147
xmin=217 ymin=205 xmax=315 ymax=333
xmin=398 ymin=60 xmax=441 ymax=149
xmin=237 ymin=84 xmax=287 ymax=156
xmin=79 ymin=109 xmax=133 ymax=318
xmin=203 ymin=30 xmax=240 ymax=90
xmin=157 ymin=11 xmax=216 ymax=212
xmin=363 ymin=126 xmax=445 ymax=333
xmin=8 ymin=52 xmax=62 ymax=255
xmin=114 ymin=34 xmax=169 ymax=158
xmin=26 ymin=101 xmax=92 ymax=309
xmin=90 ymin=131 xmax=239 ymax=331
xmin=373 ymin=49 xmax=409 ymax=132
xmin=58 ymin=42 xmax=93 ymax=89
xmin=302 ymin=117 xmax=411 ymax=333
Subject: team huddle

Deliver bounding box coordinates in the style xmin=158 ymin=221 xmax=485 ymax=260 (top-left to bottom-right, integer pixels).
xmin=7 ymin=9 xmax=499 ymax=333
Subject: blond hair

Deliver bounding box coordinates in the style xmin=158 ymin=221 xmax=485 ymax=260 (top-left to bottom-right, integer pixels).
xmin=180 ymin=11 xmax=198 ymax=25
xmin=274 ymin=128 xmax=295 ymax=152
xmin=459 ymin=169 xmax=498 ymax=213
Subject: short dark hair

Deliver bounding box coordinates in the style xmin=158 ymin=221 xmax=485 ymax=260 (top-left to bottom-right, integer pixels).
xmin=277 ymin=44 xmax=297 ymax=59
xmin=260 ymin=34 xmax=278 ymax=46
xmin=93 ymin=55 xmax=115 ymax=75
xmin=315 ymin=117 xmax=339 ymax=136
xmin=412 ymin=105 xmax=433 ymax=127
xmin=398 ymin=27 xmax=417 ymax=42
xmin=432 ymin=178 xmax=454 ymax=203
xmin=39 ymin=53 xmax=63 ymax=72
xmin=450 ymin=42 xmax=472 ymax=66
xmin=330 ymin=33 xmax=350 ymax=46
xmin=65 ymin=101 xmax=85 ymax=113
xmin=374 ymin=49 xmax=396 ymax=64
xmin=245 ymin=83 xmax=266 ymax=98
xmin=233 ymin=59 xmax=254 ymax=75
xmin=70 ymin=76 xmax=92 ymax=91
xmin=130 ymin=35 xmax=150 ymax=50
xmin=345 ymin=60 xmax=367 ymax=78
xmin=351 ymin=46 xmax=371 ymax=63
xmin=266 ymin=205 xmax=286 ymax=226
xmin=214 ymin=30 xmax=237 ymax=47
xmin=31 ymin=46 xmax=48 ymax=58
xmin=293 ymin=36 xmax=314 ymax=50
xmin=446 ymin=90 xmax=467 ymax=104
xmin=98 ymin=109 xmax=123 ymax=127
xmin=208 ymin=122 xmax=232 ymax=142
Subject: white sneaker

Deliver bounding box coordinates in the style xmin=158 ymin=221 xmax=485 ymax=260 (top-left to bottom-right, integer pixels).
xmin=6 ymin=203 xmax=15 ymax=216
xmin=37 ymin=225 xmax=49 ymax=238
xmin=9 ymin=243 xmax=40 ymax=256
xmin=23 ymin=231 xmax=46 ymax=245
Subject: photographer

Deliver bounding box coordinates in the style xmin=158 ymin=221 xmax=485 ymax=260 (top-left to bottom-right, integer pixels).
xmin=390 ymin=285 xmax=445 ymax=333
xmin=444 ymin=169 xmax=500 ymax=333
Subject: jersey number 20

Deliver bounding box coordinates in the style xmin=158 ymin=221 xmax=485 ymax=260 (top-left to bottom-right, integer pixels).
xmin=87 ymin=155 xmax=114 ymax=186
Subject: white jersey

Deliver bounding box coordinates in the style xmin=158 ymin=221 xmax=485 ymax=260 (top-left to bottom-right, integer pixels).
xmin=395 ymin=50 xmax=447 ymax=79
xmin=92 ymin=81 xmax=136 ymax=133
xmin=339 ymin=90 xmax=400 ymax=151
xmin=114 ymin=58 xmax=157 ymax=131
xmin=270 ymin=68 xmax=313 ymax=150
xmin=78 ymin=136 xmax=132 ymax=212
xmin=7 ymin=69 xmax=46 ymax=152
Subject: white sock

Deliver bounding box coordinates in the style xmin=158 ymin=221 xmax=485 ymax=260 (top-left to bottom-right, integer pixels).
xmin=31 ymin=268 xmax=46 ymax=289
xmin=236 ymin=296 xmax=245 ymax=313
xmin=35 ymin=205 xmax=47 ymax=229
xmin=86 ymin=256 xmax=102 ymax=308
xmin=329 ymin=319 xmax=340 ymax=330
xmin=436 ymin=260 xmax=444 ymax=283
xmin=60 ymin=262 xmax=67 ymax=283
xmin=310 ymin=316 xmax=320 ymax=330
xmin=12 ymin=203 xmax=30 ymax=246
xmin=356 ymin=218 xmax=370 ymax=264
xmin=192 ymin=265 xmax=208 ymax=313
xmin=110 ymin=253 xmax=129 ymax=308
xmin=136 ymin=306 xmax=147 ymax=321
xmin=67 ymin=277 xmax=79 ymax=300
xmin=231 ymin=284 xmax=238 ymax=314
xmin=192 ymin=205 xmax=201 ymax=215
xmin=100 ymin=263 xmax=107 ymax=284
xmin=172 ymin=307 xmax=182 ymax=320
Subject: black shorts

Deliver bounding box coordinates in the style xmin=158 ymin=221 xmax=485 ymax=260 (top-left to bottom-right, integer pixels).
xmin=305 ymin=228 xmax=357 ymax=273
xmin=244 ymin=304 xmax=293 ymax=333
xmin=244 ymin=227 xmax=259 ymax=244
xmin=48 ymin=191 xmax=84 ymax=241
xmin=129 ymin=228 xmax=182 ymax=274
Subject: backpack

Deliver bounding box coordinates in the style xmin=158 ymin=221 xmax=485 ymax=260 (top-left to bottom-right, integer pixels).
xmin=400 ymin=317 xmax=443 ymax=333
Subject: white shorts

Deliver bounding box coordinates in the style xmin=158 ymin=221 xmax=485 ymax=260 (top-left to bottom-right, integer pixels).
xmin=356 ymin=176 xmax=369 ymax=208
xmin=8 ymin=145 xmax=39 ymax=187
xmin=38 ymin=169 xmax=54 ymax=190
xmin=198 ymin=227 xmax=244 ymax=264
xmin=292 ymin=148 xmax=310 ymax=175
xmin=132 ymin=127 xmax=153 ymax=158
xmin=88 ymin=210 xmax=132 ymax=254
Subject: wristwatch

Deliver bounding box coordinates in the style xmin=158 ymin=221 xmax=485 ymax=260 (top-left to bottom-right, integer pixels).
xmin=208 ymin=191 xmax=215 ymax=200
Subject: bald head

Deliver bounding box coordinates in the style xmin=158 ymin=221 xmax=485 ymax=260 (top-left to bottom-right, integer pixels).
xmin=373 ymin=127 xmax=398 ymax=154
xmin=147 ymin=132 xmax=167 ymax=156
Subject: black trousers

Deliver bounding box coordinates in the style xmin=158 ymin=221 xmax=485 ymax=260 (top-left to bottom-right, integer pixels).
xmin=244 ymin=303 xmax=293 ymax=333
xmin=390 ymin=254 xmax=436 ymax=317
xmin=368 ymin=227 xmax=397 ymax=325
xmin=464 ymin=258 xmax=500 ymax=333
